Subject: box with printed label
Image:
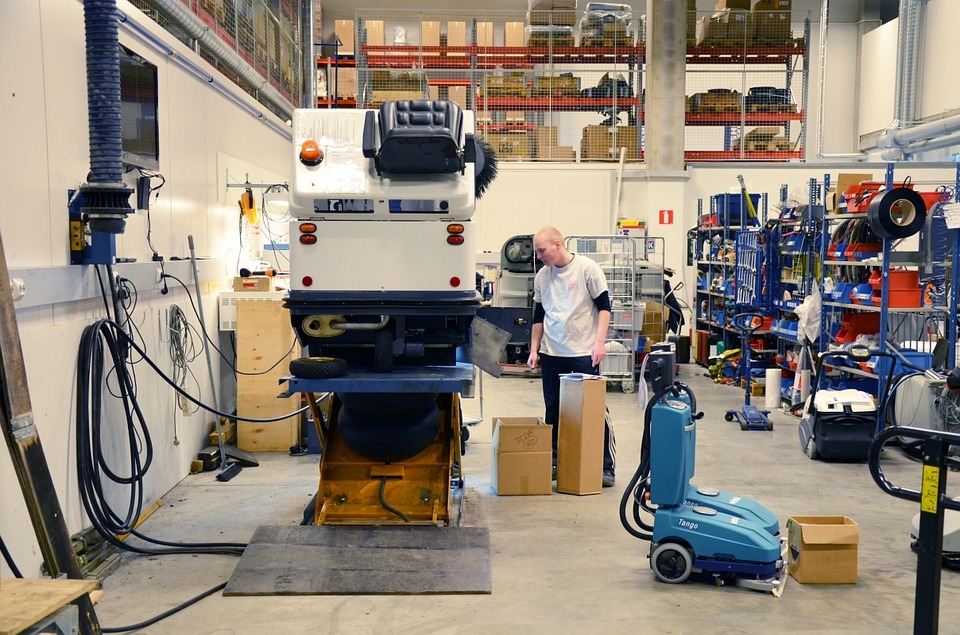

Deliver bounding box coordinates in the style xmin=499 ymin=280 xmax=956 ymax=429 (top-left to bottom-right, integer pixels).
xmin=492 ymin=417 xmax=553 ymax=495
xmin=787 ymin=515 xmax=859 ymax=584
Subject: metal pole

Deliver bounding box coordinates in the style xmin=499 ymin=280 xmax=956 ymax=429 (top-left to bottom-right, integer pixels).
xmin=187 ymin=235 xmax=226 ymax=470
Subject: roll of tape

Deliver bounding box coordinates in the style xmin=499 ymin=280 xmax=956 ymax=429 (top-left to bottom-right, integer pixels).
xmin=866 ymin=186 xmax=927 ymax=239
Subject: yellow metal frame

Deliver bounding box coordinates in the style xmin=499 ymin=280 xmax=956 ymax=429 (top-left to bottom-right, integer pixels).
xmin=306 ymin=393 xmax=462 ymax=526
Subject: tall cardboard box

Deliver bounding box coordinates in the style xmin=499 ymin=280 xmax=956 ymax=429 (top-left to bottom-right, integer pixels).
xmin=422 ymin=21 xmax=440 ymax=56
xmin=447 ymin=21 xmax=466 ymax=56
xmin=237 ymin=300 xmax=300 ymax=451
xmin=505 ymin=21 xmax=526 ymax=47
xmin=365 ymin=19 xmax=384 ymax=55
xmin=787 ymin=515 xmax=859 ymax=584
xmin=334 ymin=19 xmax=355 ymax=56
xmin=449 ymin=84 xmax=469 ymax=110
xmin=476 ymin=22 xmax=494 ymax=47
xmin=492 ymin=417 xmax=553 ymax=495
xmin=557 ymin=375 xmax=606 ymax=495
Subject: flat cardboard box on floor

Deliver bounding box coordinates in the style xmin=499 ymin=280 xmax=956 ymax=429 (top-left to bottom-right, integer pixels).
xmin=492 ymin=417 xmax=553 ymax=495
xmin=557 ymin=374 xmax=606 ymax=495
xmin=787 ymin=515 xmax=859 ymax=584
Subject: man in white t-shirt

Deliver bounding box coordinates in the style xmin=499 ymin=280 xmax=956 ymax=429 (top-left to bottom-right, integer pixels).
xmin=527 ymin=226 xmax=617 ymax=487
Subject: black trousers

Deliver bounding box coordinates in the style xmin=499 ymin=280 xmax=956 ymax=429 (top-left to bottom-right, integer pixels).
xmin=539 ymin=353 xmax=616 ymax=472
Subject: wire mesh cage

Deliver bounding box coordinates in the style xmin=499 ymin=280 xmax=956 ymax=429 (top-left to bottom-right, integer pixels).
xmin=132 ymin=0 xmax=303 ymax=117
xmin=685 ymin=7 xmax=809 ymax=161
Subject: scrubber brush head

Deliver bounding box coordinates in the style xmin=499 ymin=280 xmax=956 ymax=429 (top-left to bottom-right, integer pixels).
xmin=473 ymin=135 xmax=498 ymax=200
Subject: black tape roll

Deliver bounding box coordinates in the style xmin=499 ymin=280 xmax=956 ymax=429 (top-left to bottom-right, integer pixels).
xmin=866 ymin=187 xmax=927 ymax=239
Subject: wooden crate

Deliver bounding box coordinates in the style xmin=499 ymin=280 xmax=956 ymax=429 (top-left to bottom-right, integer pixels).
xmin=237 ymin=300 xmax=300 ymax=452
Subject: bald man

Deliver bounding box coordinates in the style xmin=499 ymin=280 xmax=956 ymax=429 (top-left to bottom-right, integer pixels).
xmin=527 ymin=226 xmax=616 ymax=487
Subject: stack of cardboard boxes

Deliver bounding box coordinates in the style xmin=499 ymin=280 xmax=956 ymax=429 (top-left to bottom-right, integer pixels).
xmin=580 ymin=124 xmax=639 ymax=161
xmin=491 ymin=375 xmax=607 ymax=496
xmin=695 ymin=0 xmax=793 ymax=48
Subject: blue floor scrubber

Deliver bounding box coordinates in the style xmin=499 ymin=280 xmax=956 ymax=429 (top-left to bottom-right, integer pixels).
xmin=725 ymin=312 xmax=773 ymax=431
xmin=621 ymin=351 xmax=785 ymax=591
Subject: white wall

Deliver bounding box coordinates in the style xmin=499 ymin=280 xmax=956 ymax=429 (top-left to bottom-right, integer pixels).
xmin=0 ymin=0 xmax=292 ymax=578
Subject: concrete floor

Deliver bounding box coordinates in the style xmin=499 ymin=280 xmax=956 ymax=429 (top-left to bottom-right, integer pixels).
xmin=96 ymin=365 xmax=960 ymax=634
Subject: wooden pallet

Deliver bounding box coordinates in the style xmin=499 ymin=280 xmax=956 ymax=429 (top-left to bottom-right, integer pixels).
xmin=580 ymin=36 xmax=633 ymax=47
xmin=693 ymin=104 xmax=741 ymax=113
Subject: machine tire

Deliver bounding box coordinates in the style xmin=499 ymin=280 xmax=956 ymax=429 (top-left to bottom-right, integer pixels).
xmin=805 ymin=437 xmax=819 ymax=460
xmin=337 ymin=400 xmax=441 ymax=462
xmin=289 ymin=356 xmax=348 ymax=379
xmin=651 ymin=542 xmax=693 ymax=584
xmin=337 ymin=392 xmax=438 ymax=420
xmin=373 ymin=330 xmax=394 ymax=373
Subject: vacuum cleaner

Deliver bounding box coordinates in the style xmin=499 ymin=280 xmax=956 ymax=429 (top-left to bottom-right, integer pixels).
xmin=620 ymin=350 xmax=785 ymax=591
xmin=798 ymin=345 xmax=896 ymax=461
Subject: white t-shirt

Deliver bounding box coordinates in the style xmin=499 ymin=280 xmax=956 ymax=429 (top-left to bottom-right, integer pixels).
xmin=533 ymin=254 xmax=609 ymax=357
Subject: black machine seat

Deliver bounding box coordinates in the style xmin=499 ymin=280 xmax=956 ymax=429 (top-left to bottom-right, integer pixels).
xmin=364 ymin=100 xmax=464 ymax=175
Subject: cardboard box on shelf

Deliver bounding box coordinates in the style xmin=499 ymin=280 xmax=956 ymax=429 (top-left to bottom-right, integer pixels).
xmin=717 ymin=0 xmax=751 ymax=9
xmin=486 ymin=131 xmax=531 ymax=159
xmin=334 ymin=19 xmax=355 ymax=56
xmin=332 ymin=67 xmax=357 ymax=99
xmin=491 ymin=417 xmax=553 ymax=495
xmin=538 ymin=145 xmax=577 ymax=160
xmin=580 ymin=125 xmax=639 ymax=160
xmin=476 ymin=21 xmax=494 ymax=47
xmin=233 ymin=276 xmax=273 ymax=292
xmin=422 ymin=21 xmax=440 ymax=56
xmin=557 ymin=374 xmax=606 ymax=495
xmin=447 ymin=21 xmax=466 ymax=55
xmin=505 ymin=21 xmax=526 ymax=47
xmin=534 ymin=125 xmax=559 ymax=151
xmin=753 ymin=0 xmax=792 ymax=9
xmin=753 ymin=10 xmax=792 ymax=44
xmin=448 ymin=85 xmax=468 ymax=109
xmin=370 ymin=90 xmax=424 ymax=106
xmin=365 ymin=19 xmax=384 ymax=55
xmin=721 ymin=9 xmax=752 ymax=42
xmin=787 ymin=515 xmax=859 ymax=584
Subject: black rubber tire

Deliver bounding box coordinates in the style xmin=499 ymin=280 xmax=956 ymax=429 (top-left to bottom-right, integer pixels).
xmin=725 ymin=412 xmax=734 ymax=422
xmin=337 ymin=392 xmax=438 ymax=420
xmin=651 ymin=542 xmax=693 ymax=584
xmin=337 ymin=400 xmax=441 ymax=462
xmin=289 ymin=356 xmax=348 ymax=379
xmin=373 ymin=330 xmax=394 ymax=373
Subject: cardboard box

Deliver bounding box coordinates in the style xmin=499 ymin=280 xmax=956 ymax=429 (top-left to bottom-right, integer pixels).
xmin=753 ymin=0 xmax=792 ymax=9
xmin=753 ymin=10 xmax=792 ymax=44
xmin=533 ymin=125 xmax=559 ymax=151
xmin=717 ymin=0 xmax=751 ymax=9
xmin=486 ymin=131 xmax=530 ymax=159
xmin=787 ymin=515 xmax=859 ymax=584
xmin=422 ymin=21 xmax=440 ymax=55
xmin=234 ymin=275 xmax=273 ymax=292
xmin=492 ymin=417 xmax=553 ymax=495
xmin=580 ymin=125 xmax=639 ymax=160
xmin=332 ymin=67 xmax=357 ymax=99
xmin=557 ymin=375 xmax=606 ymax=495
xmin=538 ymin=145 xmax=576 ymax=160
xmin=365 ymin=19 xmax=384 ymax=55
xmin=505 ymin=21 xmax=526 ymax=47
xmin=334 ymin=19 xmax=355 ymax=56
xmin=476 ymin=21 xmax=494 ymax=47
xmin=447 ymin=21 xmax=466 ymax=56
xmin=448 ymin=84 xmax=468 ymax=109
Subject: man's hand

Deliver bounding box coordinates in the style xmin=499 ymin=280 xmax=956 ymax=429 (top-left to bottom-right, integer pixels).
xmin=527 ymin=350 xmax=539 ymax=369
xmin=591 ymin=341 xmax=607 ymax=367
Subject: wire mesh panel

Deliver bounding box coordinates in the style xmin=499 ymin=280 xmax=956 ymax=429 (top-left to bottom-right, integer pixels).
xmin=684 ymin=7 xmax=809 ymax=162
xmin=134 ymin=0 xmax=302 ymax=116
xmin=348 ymin=9 xmax=644 ymax=164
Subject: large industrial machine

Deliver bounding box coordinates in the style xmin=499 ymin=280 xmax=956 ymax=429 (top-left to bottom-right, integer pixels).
xmin=286 ymin=100 xmax=496 ymax=525
xmin=621 ymin=352 xmax=785 ymax=591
